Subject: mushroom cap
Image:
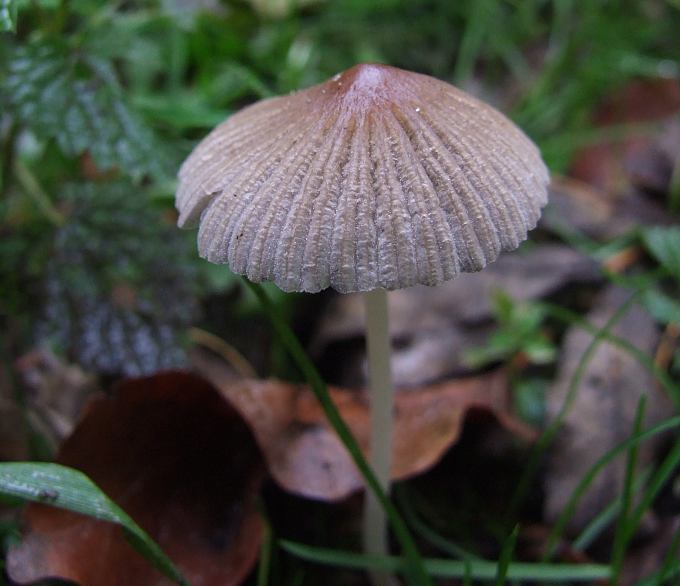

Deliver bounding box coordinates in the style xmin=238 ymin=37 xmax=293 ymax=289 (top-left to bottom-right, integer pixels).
xmin=176 ymin=64 xmax=549 ymax=293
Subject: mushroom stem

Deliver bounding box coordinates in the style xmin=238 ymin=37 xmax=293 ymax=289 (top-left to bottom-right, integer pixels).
xmin=363 ymin=287 xmax=393 ymax=574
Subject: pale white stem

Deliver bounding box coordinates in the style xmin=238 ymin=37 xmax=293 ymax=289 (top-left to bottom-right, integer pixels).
xmin=363 ymin=287 xmax=394 ymax=585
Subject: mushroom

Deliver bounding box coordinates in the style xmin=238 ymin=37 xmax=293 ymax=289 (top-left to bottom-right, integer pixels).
xmin=176 ymin=63 xmax=549 ymax=565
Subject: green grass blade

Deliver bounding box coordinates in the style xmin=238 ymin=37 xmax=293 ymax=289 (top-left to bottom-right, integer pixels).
xmin=0 ymin=462 xmax=188 ymax=586
xmin=646 ymin=527 xmax=680 ymax=585
xmin=395 ymin=485 xmax=479 ymax=561
xmin=506 ymin=293 xmax=640 ymax=526
xmin=257 ymin=519 xmax=273 ymax=586
xmin=0 ymin=0 xmax=17 ymax=32
xmin=623 ymin=437 xmax=680 ymax=551
xmin=543 ymin=417 xmax=680 ymax=560
xmin=495 ymin=525 xmax=519 ymax=586
xmin=610 ymin=397 xmax=646 ymax=582
xmin=280 ymin=540 xmax=611 ymax=582
xmin=573 ymin=467 xmax=651 ymax=551
xmin=539 ymin=302 xmax=680 ymax=409
xmin=454 ymin=0 xmax=493 ymax=84
xmin=463 ymin=559 xmax=473 ymax=586
xmin=244 ymin=280 xmax=431 ymax=586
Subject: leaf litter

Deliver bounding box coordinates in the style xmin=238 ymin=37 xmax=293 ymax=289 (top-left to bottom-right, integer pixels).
xmin=192 ymin=349 xmax=534 ymax=502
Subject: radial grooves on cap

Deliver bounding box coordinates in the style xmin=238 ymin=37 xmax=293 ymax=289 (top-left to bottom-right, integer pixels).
xmin=354 ymin=119 xmax=379 ymax=291
xmin=426 ymin=104 xmax=526 ymax=249
xmin=251 ymin=112 xmax=332 ymax=288
xmin=392 ymin=107 xmax=490 ymax=273
xmin=369 ymin=115 xmax=416 ymax=288
xmin=203 ymin=107 xmax=322 ymax=266
xmin=274 ymin=114 xmax=343 ymax=291
xmin=440 ymin=94 xmax=548 ymax=197
xmin=177 ymin=64 xmax=550 ymax=293
xmin=229 ymin=115 xmax=327 ymax=278
xmin=179 ymin=101 xmax=301 ymax=227
xmin=412 ymin=108 xmax=503 ymax=265
xmin=435 ymin=98 xmax=547 ymax=238
xmin=299 ymin=116 xmax=356 ymax=292
xmin=422 ymin=105 xmax=518 ymax=232
xmin=385 ymin=111 xmax=455 ymax=285
xmin=249 ymin=114 xmax=337 ymax=283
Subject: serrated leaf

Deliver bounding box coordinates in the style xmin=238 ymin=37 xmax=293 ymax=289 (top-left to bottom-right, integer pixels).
xmin=642 ymin=226 xmax=680 ymax=284
xmin=0 ymin=0 xmax=17 ymax=32
xmin=4 ymin=40 xmax=172 ymax=181
xmin=36 ymin=182 xmax=198 ymax=376
xmin=0 ymin=462 xmax=188 ymax=586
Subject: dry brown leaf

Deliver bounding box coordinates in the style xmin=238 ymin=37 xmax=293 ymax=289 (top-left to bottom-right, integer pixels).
xmin=544 ymin=286 xmax=673 ymax=533
xmin=15 ymin=348 xmax=99 ymax=447
xmin=544 ymin=175 xmax=672 ymax=241
xmin=569 ymin=78 xmax=680 ymax=195
xmin=8 ymin=371 xmax=264 ymax=586
xmin=194 ymin=352 xmax=535 ymax=501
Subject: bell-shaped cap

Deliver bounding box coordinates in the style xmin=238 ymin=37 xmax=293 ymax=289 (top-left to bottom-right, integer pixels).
xmin=176 ymin=64 xmax=549 ymax=293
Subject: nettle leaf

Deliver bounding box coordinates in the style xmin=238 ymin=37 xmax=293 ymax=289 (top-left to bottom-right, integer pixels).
xmin=36 ymin=182 xmax=198 ymax=376
xmin=0 ymin=0 xmax=17 ymax=32
xmin=4 ymin=40 xmax=172 ymax=181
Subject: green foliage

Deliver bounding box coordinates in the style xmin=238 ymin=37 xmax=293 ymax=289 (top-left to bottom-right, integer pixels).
xmin=3 ymin=39 xmax=172 ymax=182
xmin=512 ymin=377 xmax=550 ymax=427
xmin=0 ymin=205 xmax=52 ymax=319
xmin=0 ymin=462 xmax=188 ymax=585
xmin=639 ymin=226 xmax=680 ymax=373
xmin=465 ymin=290 xmax=556 ymax=369
xmin=0 ymin=0 xmax=17 ymax=32
xmin=511 ymin=0 xmax=680 ymax=170
xmin=641 ymin=288 xmax=680 ymax=327
xmin=37 ymin=182 xmax=197 ymax=376
xmin=1 ymin=1 xmax=678 ymax=583
xmin=643 ymin=226 xmax=680 ymax=285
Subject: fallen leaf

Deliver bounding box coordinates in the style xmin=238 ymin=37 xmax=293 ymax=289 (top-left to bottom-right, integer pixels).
xmin=544 ymin=286 xmax=673 ymax=533
xmin=15 ymin=348 xmax=98 ymax=446
xmin=194 ymin=351 xmax=534 ymax=501
xmin=543 ymin=175 xmax=673 ymax=241
xmin=627 ymin=120 xmax=680 ymax=195
xmin=569 ymin=78 xmax=680 ymax=194
xmin=8 ymin=371 xmax=264 ymax=586
xmin=313 ymin=244 xmax=600 ymax=388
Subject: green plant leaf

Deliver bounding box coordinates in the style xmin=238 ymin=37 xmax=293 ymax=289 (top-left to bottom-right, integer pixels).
xmin=0 ymin=462 xmax=188 ymax=586
xmin=642 ymin=288 xmax=680 ymax=325
xmin=0 ymin=0 xmax=17 ymax=32
xmin=642 ymin=226 xmax=680 ymax=284
xmin=495 ymin=525 xmax=519 ymax=586
xmin=4 ymin=39 xmax=173 ymax=181
xmin=465 ymin=292 xmax=556 ymax=369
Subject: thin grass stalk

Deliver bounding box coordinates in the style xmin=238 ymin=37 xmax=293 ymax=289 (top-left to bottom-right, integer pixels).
xmin=244 ymin=280 xmax=431 ymax=586
xmin=506 ymin=292 xmax=641 ymax=526
xmin=609 ymin=397 xmax=646 ymax=581
xmin=542 ymin=417 xmax=680 ymax=560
